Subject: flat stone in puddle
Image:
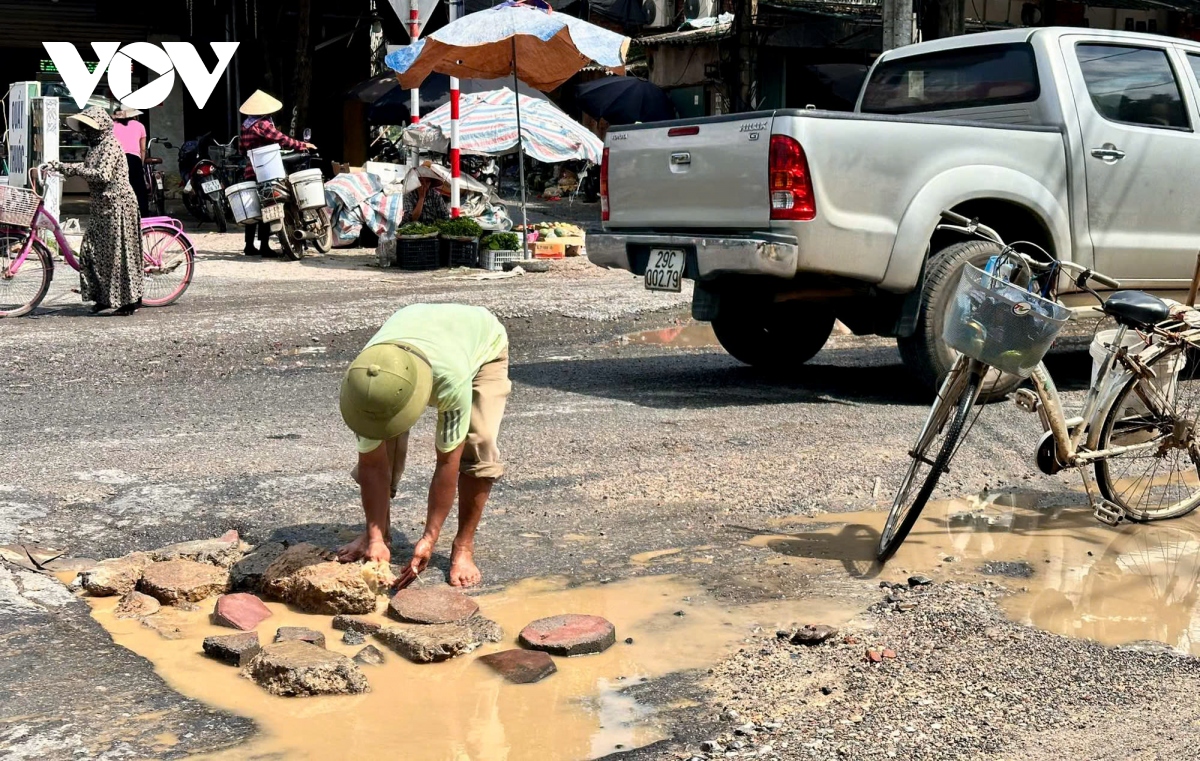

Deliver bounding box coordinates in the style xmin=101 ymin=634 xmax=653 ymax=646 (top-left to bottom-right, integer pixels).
xmin=388 ymin=586 xmax=480 ymax=624
xmin=114 ymin=591 xmax=161 ymax=619
xmin=270 ymin=561 xmax=376 ymax=616
xmin=375 ymin=616 xmax=502 ymax=663
xmin=518 ymin=614 xmax=616 ymax=656
xmin=229 ymin=542 xmax=287 ymax=592
xmin=332 ymin=614 xmax=382 ymax=635
xmin=978 ymin=560 xmax=1036 ymax=579
xmin=138 ymin=559 xmax=230 ymax=605
xmin=353 ymin=645 xmax=386 ymax=666
xmin=478 ymin=649 xmax=557 ymax=684
xmin=204 ymin=632 xmax=262 ymax=667
xmin=212 ymin=593 xmax=272 ymax=631
xmin=242 ymin=642 xmax=369 ymax=696
xmin=274 ymin=626 xmax=326 ymax=648
xmin=79 ymin=552 xmax=153 ymax=597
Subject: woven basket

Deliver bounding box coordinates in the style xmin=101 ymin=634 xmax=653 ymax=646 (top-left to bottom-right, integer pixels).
xmin=0 ymin=185 xmax=40 ymax=228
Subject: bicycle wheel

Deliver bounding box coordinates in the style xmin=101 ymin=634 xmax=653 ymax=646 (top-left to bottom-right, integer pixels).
xmin=141 ymin=225 xmax=194 ymax=307
xmin=0 ymin=233 xmax=53 ymax=318
xmin=1095 ymin=345 xmax=1200 ymax=521
xmin=878 ymin=358 xmax=985 ymax=561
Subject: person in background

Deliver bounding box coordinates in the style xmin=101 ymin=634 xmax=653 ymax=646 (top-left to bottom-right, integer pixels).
xmin=46 ymin=107 xmax=143 ymax=315
xmin=238 ymin=90 xmax=316 ymax=256
xmin=403 ymin=175 xmax=450 ymax=225
xmin=112 ymin=108 xmax=148 ymax=216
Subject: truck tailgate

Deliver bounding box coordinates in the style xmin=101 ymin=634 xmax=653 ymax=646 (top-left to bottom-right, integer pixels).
xmin=606 ymin=116 xmax=773 ymax=229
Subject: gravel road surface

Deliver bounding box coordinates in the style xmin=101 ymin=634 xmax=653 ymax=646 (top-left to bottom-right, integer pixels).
xmin=3 ymin=228 xmax=1196 ymax=759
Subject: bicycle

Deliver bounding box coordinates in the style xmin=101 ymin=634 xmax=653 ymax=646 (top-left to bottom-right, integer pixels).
xmin=0 ymin=166 xmax=195 ymax=317
xmin=879 ymin=209 xmax=1200 ymax=561
xmin=144 ymin=136 xmax=172 ymax=217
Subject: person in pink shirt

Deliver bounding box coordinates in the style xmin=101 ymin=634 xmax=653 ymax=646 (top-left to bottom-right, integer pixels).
xmin=112 ymin=109 xmax=148 ymax=216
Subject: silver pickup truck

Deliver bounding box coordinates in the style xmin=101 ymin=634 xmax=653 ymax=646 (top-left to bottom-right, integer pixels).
xmin=589 ymin=27 xmax=1200 ymax=394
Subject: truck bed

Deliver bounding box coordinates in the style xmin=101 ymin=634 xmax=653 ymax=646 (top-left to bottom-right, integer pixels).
xmin=600 ymin=109 xmax=1069 ymax=292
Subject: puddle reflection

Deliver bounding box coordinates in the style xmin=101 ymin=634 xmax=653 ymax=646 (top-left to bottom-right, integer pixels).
xmin=747 ymin=493 xmax=1200 ymax=655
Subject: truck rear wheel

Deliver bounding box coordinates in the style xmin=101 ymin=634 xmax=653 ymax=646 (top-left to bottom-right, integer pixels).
xmin=897 ymin=239 xmax=1022 ymax=400
xmin=712 ymin=300 xmax=835 ymax=372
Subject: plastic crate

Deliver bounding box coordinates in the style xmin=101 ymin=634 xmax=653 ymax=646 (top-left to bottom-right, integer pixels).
xmin=396 ymin=234 xmax=441 ymax=271
xmin=481 ymin=249 xmax=523 ymax=271
xmin=442 ymin=236 xmax=480 ymax=268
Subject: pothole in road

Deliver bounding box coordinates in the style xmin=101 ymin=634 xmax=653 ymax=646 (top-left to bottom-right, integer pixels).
xmin=88 ymin=575 xmax=853 ymax=760
xmin=746 ymin=492 xmax=1200 ymax=656
xmin=621 ymin=324 xmax=719 ymax=349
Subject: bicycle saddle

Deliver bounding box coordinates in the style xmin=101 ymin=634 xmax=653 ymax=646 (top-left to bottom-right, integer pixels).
xmin=1102 ymin=290 xmax=1170 ymax=328
xmin=145 ymin=157 xmax=164 ymax=165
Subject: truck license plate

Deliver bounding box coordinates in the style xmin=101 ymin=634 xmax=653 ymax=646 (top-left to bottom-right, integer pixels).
xmin=201 ymin=179 xmax=221 ymax=194
xmin=645 ymin=249 xmax=685 ymax=292
xmin=261 ymin=204 xmax=284 ymax=223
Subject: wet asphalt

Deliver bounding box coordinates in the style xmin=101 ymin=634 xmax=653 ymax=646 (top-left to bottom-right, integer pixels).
xmin=0 ymin=235 xmax=1112 ymax=758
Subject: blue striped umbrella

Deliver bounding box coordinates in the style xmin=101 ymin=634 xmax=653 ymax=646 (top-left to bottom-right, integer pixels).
xmin=404 ymin=88 xmax=603 ymax=164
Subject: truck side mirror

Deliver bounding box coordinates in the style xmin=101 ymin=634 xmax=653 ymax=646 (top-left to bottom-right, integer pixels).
xmin=303 ymin=128 xmax=312 ymax=141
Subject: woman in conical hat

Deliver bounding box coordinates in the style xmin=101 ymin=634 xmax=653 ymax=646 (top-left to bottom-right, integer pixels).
xmin=237 ymin=90 xmax=316 ymax=256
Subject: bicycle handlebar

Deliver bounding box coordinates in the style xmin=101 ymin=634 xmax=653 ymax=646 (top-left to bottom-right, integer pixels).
xmin=938 ymin=208 xmax=1121 ymax=290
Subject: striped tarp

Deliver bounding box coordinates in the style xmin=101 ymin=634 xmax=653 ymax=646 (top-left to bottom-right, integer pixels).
xmin=324 ymin=173 xmax=405 ymax=246
xmin=403 ymin=87 xmax=603 ymax=164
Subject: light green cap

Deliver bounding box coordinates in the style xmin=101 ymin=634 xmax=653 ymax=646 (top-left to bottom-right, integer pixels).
xmin=339 ymin=343 xmax=432 ymax=441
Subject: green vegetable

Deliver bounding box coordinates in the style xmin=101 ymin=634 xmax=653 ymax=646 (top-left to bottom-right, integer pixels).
xmin=397 ymin=222 xmax=438 ymax=236
xmin=436 ymin=218 xmax=483 ymax=239
xmin=485 ymin=232 xmax=520 ymax=251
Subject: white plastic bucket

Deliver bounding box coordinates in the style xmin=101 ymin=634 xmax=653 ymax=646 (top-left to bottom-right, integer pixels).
xmin=225 ymin=181 xmax=262 ymax=225
xmin=248 ymin=144 xmax=286 ymax=183
xmin=289 ymin=168 xmax=326 ymax=210
xmin=1090 ymin=328 xmax=1187 ymax=416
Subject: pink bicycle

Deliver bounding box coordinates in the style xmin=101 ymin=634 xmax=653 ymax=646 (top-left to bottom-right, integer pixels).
xmin=0 ymin=166 xmax=195 ymax=317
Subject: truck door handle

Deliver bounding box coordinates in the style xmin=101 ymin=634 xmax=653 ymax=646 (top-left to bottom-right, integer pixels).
xmin=670 ymin=152 xmax=691 ymax=166
xmin=1090 ymin=144 xmax=1126 ymax=162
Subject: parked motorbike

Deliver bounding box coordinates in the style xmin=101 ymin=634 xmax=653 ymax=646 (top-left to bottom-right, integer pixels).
xmin=179 ymin=134 xmax=236 ymax=232
xmin=461 ymin=155 xmax=498 ymax=192
xmin=257 ymin=129 xmax=333 ymax=261
xmin=144 ymin=137 xmax=171 ymax=216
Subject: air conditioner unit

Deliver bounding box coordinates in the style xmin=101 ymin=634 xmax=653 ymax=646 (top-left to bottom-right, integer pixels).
xmin=643 ymin=0 xmax=673 ymax=28
xmin=684 ymin=0 xmax=719 ymax=20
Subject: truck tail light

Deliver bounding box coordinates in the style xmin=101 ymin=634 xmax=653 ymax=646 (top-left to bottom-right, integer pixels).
xmin=600 ymin=147 xmax=610 ymax=222
xmin=769 ymin=135 xmax=815 ymax=221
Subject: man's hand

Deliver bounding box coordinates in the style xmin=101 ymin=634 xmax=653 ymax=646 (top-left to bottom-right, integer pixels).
xmin=395 ymin=534 xmax=435 ymax=590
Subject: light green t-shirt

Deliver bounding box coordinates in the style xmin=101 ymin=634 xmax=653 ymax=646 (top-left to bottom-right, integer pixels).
xmin=355 ymin=304 xmax=507 ymax=454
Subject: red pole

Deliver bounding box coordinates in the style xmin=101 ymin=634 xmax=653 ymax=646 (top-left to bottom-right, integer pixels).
xmin=449 ymin=0 xmax=461 ymax=218
xmin=409 ymin=0 xmax=420 ymax=125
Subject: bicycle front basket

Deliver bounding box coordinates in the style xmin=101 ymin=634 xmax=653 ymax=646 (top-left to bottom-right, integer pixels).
xmin=942 ymin=263 xmax=1071 ymax=377
xmin=0 ymin=185 xmax=40 ymax=228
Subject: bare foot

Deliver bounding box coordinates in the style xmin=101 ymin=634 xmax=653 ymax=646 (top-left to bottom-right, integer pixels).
xmin=337 ymin=532 xmax=391 ymax=563
xmin=449 ymin=541 xmax=482 ymax=587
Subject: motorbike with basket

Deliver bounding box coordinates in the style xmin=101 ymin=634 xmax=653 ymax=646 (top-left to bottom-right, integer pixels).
xmin=179 ymin=134 xmax=237 ymax=232
xmin=228 ymin=129 xmax=332 ymax=260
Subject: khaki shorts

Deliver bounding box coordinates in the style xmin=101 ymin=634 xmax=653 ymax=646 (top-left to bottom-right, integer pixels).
xmin=351 ymin=347 xmax=511 ymax=492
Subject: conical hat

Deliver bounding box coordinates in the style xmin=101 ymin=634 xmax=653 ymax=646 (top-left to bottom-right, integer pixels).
xmin=240 ymin=90 xmax=283 ymax=116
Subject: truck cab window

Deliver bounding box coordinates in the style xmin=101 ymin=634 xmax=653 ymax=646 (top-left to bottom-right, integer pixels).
xmin=860 ymin=43 xmax=1040 ymax=115
xmin=1076 ymin=44 xmax=1188 ymax=129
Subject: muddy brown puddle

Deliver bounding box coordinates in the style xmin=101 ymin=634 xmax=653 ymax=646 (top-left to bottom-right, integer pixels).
xmin=89 ymin=575 xmax=854 ymax=760
xmin=623 ymin=324 xmax=719 ymax=349
xmin=749 ymin=492 xmax=1200 ymax=656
